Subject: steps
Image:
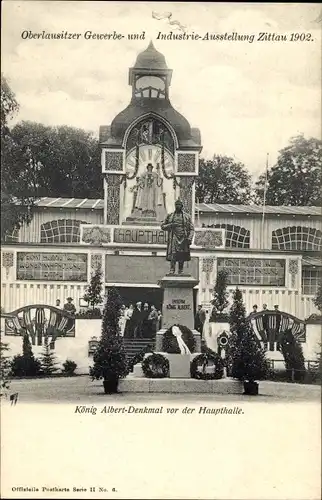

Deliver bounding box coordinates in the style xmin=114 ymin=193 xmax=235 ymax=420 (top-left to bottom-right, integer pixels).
xmin=123 ymin=338 xmax=155 ymax=360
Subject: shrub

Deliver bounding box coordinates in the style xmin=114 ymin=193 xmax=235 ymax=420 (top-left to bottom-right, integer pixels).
xmin=0 ymin=340 xmax=11 ymax=397
xmin=62 ymin=359 xmax=77 ymax=376
xmin=39 ymin=334 xmax=60 ymax=376
xmin=280 ymin=328 xmax=306 ymax=382
xmin=83 ymin=266 xmax=103 ymax=310
xmin=162 ymin=325 xmax=196 ymax=353
xmin=10 ymin=333 xmax=41 ymax=377
xmin=75 ymin=308 xmax=102 ymax=319
xmin=90 ymin=287 xmax=127 ymax=381
xmin=228 ymin=288 xmax=269 ymax=382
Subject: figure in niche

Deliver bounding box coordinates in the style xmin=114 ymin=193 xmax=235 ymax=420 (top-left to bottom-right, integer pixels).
xmin=139 ymin=122 xmax=153 ymax=144
xmin=133 ymin=163 xmax=163 ymax=217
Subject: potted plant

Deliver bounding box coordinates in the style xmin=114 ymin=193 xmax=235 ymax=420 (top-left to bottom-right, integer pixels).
xmin=83 ymin=265 xmax=103 ymax=314
xmin=228 ymin=288 xmax=269 ymax=395
xmin=89 ymin=287 xmax=128 ymax=394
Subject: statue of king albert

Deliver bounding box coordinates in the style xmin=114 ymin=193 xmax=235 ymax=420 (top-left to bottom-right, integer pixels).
xmin=161 ymin=199 xmax=194 ymax=275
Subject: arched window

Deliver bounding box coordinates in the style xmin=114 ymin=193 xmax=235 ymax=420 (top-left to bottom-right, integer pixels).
xmin=272 ymin=226 xmax=322 ymax=251
xmin=202 ymin=223 xmax=250 ymax=248
xmin=40 ymin=220 xmax=88 ymax=243
xmin=4 ymin=227 xmax=19 ymax=243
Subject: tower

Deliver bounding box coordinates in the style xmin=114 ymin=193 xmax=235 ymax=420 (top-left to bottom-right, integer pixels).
xmin=99 ymin=42 xmax=202 ymax=226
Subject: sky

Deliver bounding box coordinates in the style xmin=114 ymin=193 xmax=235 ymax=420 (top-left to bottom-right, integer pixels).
xmin=1 ymin=1 xmax=321 ymax=179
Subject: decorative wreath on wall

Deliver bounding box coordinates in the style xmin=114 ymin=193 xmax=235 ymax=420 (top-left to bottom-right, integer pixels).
xmin=190 ymin=353 xmax=224 ymax=380
xmin=141 ymin=353 xmax=170 ymax=379
xmin=162 ymin=325 xmax=196 ymax=354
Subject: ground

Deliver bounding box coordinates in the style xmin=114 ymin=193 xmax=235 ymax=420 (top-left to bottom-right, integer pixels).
xmin=5 ymin=375 xmax=321 ymax=403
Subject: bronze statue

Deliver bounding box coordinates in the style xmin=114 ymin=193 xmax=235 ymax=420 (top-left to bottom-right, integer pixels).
xmin=161 ymin=199 xmax=194 ymax=274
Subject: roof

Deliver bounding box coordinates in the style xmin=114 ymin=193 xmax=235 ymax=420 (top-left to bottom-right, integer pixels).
xmin=133 ymin=41 xmax=168 ymax=70
xmin=302 ymin=256 xmax=322 ymax=267
xmin=197 ymin=203 xmax=321 ymax=216
xmin=33 ymin=198 xmax=321 ymax=216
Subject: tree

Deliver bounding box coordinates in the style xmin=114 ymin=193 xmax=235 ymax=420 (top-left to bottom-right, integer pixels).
xmin=39 ymin=334 xmax=59 ymax=376
xmin=280 ymin=329 xmax=306 ymax=382
xmin=90 ymin=288 xmax=127 ymax=393
xmin=9 ymin=121 xmax=102 ymax=198
xmin=83 ymin=266 xmax=103 ymax=310
xmin=313 ymin=282 xmax=322 ymax=312
xmin=255 ymin=135 xmax=322 ymax=206
xmin=195 ymin=156 xmax=253 ymax=204
xmin=1 ymin=75 xmax=35 ymax=240
xmin=227 ymin=288 xmax=269 ymax=389
xmin=10 ymin=332 xmax=41 ymax=377
xmin=0 ymin=340 xmax=11 ymax=397
xmin=210 ymin=269 xmax=229 ymax=321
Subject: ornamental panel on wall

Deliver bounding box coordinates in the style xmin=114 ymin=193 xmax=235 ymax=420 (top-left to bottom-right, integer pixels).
xmin=16 ymin=252 xmax=88 ymax=282
xmin=105 ymin=151 xmax=123 ymax=172
xmin=106 ymin=174 xmax=121 ymax=225
xmin=217 ymin=258 xmax=285 ymax=287
xmin=177 ymin=153 xmax=196 ymax=173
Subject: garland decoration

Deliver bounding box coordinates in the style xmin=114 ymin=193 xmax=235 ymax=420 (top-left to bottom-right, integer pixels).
xmin=190 ymin=353 xmax=224 ymax=380
xmin=162 ymin=325 xmax=196 ymax=354
xmin=141 ymin=353 xmax=170 ymax=378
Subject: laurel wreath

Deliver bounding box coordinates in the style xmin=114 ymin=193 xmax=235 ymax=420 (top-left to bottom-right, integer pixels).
xmin=162 ymin=325 xmax=196 ymax=354
xmin=190 ymin=353 xmax=224 ymax=380
xmin=141 ymin=353 xmax=170 ymax=379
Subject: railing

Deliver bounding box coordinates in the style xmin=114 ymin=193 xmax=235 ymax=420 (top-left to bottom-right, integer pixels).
xmin=2 ymin=304 xmax=75 ymax=347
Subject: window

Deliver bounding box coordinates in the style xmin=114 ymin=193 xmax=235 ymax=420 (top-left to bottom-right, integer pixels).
xmin=217 ymin=258 xmax=285 ymax=286
xmin=40 ymin=220 xmax=88 ymax=243
xmin=302 ymin=268 xmax=322 ymax=295
xmin=134 ymin=76 xmax=166 ymax=99
xmin=202 ymin=224 xmax=250 ymax=248
xmin=4 ymin=227 xmax=19 ymax=243
xmin=272 ymin=226 xmax=322 ymax=251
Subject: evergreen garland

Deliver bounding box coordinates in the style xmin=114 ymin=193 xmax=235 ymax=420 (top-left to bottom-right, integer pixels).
xmin=142 ymin=353 xmax=169 ymax=378
xmin=0 ymin=340 xmax=11 ymax=397
xmin=162 ymin=325 xmax=196 ymax=353
xmin=190 ymin=353 xmax=224 ymax=380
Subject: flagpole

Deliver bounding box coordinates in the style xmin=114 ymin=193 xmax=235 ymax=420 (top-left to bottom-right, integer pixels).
xmin=261 ymin=153 xmax=269 ymax=248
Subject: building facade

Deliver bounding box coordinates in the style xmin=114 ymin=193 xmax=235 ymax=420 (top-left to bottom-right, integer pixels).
xmin=1 ymin=43 xmax=321 ymax=369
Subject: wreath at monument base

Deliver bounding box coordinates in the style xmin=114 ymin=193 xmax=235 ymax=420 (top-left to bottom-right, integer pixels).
xmin=141 ymin=353 xmax=170 ymax=379
xmin=162 ymin=325 xmax=196 ymax=354
xmin=190 ymin=353 xmax=224 ymax=380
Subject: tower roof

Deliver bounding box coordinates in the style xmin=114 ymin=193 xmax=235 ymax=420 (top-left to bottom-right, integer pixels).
xmin=133 ymin=41 xmax=168 ymax=70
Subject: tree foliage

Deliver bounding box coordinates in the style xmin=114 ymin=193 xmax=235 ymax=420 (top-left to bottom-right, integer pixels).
xmin=210 ymin=269 xmax=229 ymax=321
xmin=195 ymin=156 xmax=253 ymax=204
xmin=313 ymin=282 xmax=322 ymax=312
xmin=9 ymin=121 xmax=102 ymax=198
xmin=83 ymin=266 xmax=103 ymax=310
xmin=255 ymin=135 xmax=322 ymax=206
xmin=90 ymin=288 xmax=127 ymax=381
xmin=1 ymin=75 xmax=35 ymax=240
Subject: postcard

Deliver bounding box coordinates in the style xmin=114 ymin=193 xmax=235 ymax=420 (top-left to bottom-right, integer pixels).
xmin=1 ymin=2 xmax=321 ymax=499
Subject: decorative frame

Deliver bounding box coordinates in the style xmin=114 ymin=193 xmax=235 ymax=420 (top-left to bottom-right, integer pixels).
xmin=102 ymin=149 xmax=124 ymax=173
xmin=175 ymin=151 xmax=198 ymax=176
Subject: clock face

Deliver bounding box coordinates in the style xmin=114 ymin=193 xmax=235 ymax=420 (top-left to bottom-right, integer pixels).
xmin=125 ymin=145 xmax=174 ymax=179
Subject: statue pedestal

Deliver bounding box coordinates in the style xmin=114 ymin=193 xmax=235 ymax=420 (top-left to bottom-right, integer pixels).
xmin=156 ymin=274 xmax=201 ymax=352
